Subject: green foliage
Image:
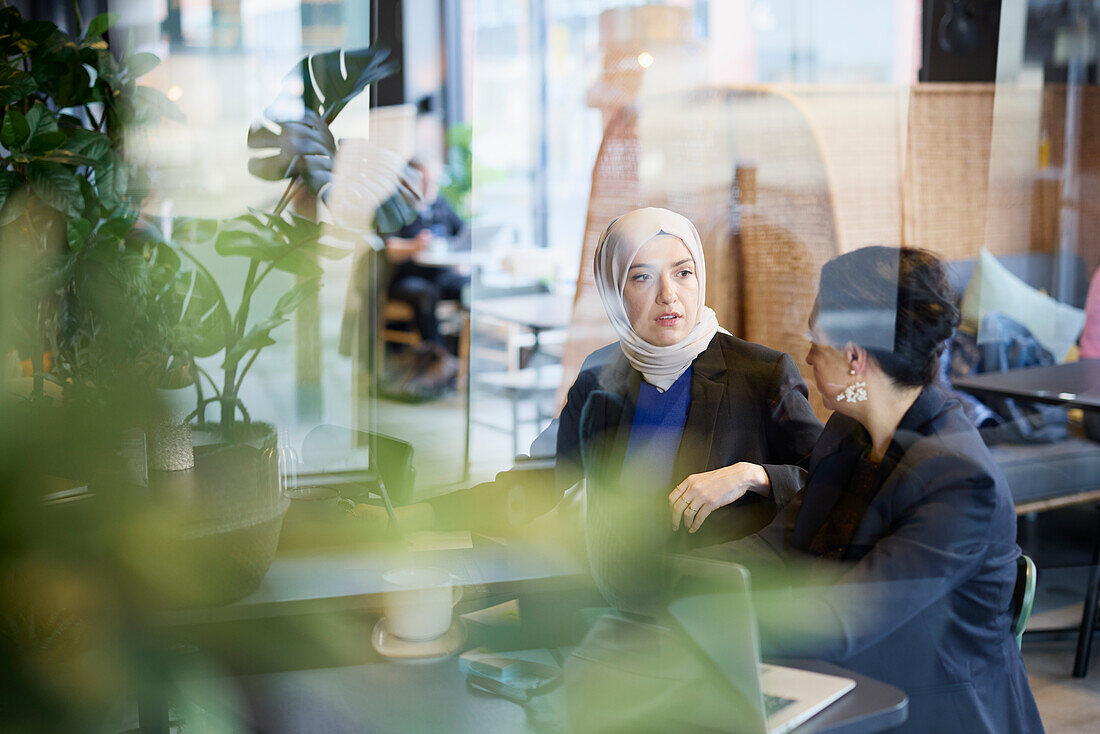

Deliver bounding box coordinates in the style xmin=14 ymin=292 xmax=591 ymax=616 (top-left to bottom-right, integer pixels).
xmin=0 ymin=6 xmax=183 ymax=400
xmin=440 ymin=122 xmax=472 ymax=219
xmin=169 ymin=43 xmax=419 ymax=435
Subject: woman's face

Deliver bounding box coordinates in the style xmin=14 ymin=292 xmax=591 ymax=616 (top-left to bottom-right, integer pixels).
xmin=623 ymin=235 xmax=700 ymax=347
xmin=805 ymin=323 xmax=854 ymax=413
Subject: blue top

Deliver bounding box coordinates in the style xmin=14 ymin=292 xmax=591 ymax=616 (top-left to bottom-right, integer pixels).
xmin=622 ymin=367 xmax=692 ymax=491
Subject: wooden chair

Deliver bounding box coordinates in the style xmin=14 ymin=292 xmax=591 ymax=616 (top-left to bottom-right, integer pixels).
xmin=382 ymin=298 xmax=470 ymax=389
xmin=382 ymin=300 xmax=422 ymax=346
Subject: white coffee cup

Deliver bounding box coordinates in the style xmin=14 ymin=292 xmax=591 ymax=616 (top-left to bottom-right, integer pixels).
xmin=382 ymin=567 xmax=463 ymax=641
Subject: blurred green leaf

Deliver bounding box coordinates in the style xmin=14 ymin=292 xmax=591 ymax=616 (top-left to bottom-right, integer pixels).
xmin=132 ymin=85 xmax=185 ymax=125
xmin=27 ymin=162 xmax=82 ymax=217
xmin=294 ymin=45 xmax=397 ymax=122
xmin=1 ymin=109 xmax=30 ymax=148
xmin=214 ymin=218 xmax=280 ymax=260
xmin=0 ymin=66 xmax=37 ymax=105
xmin=270 ymin=248 xmax=323 ymax=277
xmin=25 ymin=101 xmax=58 ymax=138
xmin=65 ymin=129 xmax=112 ymax=160
xmin=223 ymin=278 xmax=321 ymax=366
xmin=126 ymin=52 xmax=159 ymax=78
xmin=99 ymin=211 xmax=138 ymax=241
xmin=246 ymin=111 xmax=335 ymax=192
xmin=93 ymin=154 xmax=128 ymax=210
xmin=173 ymin=217 xmax=218 ymax=244
xmin=28 ymin=131 xmax=68 ymax=156
xmin=36 ymin=149 xmax=97 ymax=167
xmin=84 ymin=12 xmax=119 ymax=41
xmin=66 ymin=218 xmax=92 ymax=251
xmin=175 ymin=268 xmax=229 ymax=358
xmin=0 ymin=183 xmax=29 ymax=226
xmin=0 ymin=170 xmax=18 ymax=212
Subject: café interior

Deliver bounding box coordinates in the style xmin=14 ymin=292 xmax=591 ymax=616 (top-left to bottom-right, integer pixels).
xmin=3 ymin=0 xmax=1100 ymax=732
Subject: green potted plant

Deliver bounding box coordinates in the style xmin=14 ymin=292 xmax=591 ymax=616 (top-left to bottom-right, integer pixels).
xmin=135 ymin=44 xmax=420 ymax=604
xmin=168 ymin=44 xmax=419 ymax=443
xmin=0 ymin=4 xmax=184 ymax=408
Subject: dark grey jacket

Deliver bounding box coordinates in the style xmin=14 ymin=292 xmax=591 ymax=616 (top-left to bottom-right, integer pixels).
xmin=700 ymin=386 xmax=1044 ymax=734
xmin=563 ymin=332 xmax=823 ymax=547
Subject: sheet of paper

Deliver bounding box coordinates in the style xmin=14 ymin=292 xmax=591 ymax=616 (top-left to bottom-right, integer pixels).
xmin=460 ymin=598 xmax=521 ymax=627
xmin=406 ymin=530 xmax=473 ymax=552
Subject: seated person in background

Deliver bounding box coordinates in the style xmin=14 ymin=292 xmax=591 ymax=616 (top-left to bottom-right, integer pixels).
xmin=378 ymin=156 xmax=468 ymax=349
xmin=433 ymin=208 xmax=821 ymax=560
xmin=695 ymin=246 xmax=1043 ymax=734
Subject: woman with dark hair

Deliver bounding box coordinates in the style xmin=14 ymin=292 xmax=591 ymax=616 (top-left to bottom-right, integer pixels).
xmin=697 ymin=246 xmax=1043 ymax=733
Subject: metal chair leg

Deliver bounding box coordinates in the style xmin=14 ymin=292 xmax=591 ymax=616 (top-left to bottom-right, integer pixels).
xmin=1073 ymin=507 xmax=1100 ymax=677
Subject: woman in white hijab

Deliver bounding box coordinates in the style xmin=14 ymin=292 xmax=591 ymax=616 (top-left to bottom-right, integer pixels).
xmin=560 ymin=207 xmax=822 ymax=545
xmin=432 ymin=208 xmax=820 ymax=548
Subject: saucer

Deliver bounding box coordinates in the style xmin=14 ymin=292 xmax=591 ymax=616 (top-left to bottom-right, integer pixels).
xmin=372 ymin=617 xmax=466 ymax=660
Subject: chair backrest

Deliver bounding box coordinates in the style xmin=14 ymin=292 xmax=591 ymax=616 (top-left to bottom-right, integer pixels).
xmin=1013 ymin=553 xmax=1037 ymax=649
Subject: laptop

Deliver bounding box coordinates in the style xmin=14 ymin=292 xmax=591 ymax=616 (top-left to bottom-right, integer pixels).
xmin=668 ymin=563 xmax=854 ymax=734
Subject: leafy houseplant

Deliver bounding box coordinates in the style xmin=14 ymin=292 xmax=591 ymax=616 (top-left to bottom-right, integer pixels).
xmin=440 ymin=122 xmax=472 ymax=220
xmin=170 ymin=44 xmax=418 ymax=440
xmin=0 ymin=5 xmax=184 ymax=404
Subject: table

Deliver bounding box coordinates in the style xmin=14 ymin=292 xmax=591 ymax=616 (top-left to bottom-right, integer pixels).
xmin=951 ymin=359 xmax=1100 ymax=411
xmin=469 ymin=293 xmax=575 ymax=460
xmin=953 ymin=359 xmax=1100 ymax=677
xmin=152 ymin=535 xmax=906 ymax=734
xmin=219 ymin=656 xmax=906 ymax=734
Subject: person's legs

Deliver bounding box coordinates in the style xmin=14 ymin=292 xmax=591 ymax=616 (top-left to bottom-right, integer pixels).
xmin=436 ymin=268 xmax=470 ymax=302
xmin=389 ymin=275 xmax=441 ymax=343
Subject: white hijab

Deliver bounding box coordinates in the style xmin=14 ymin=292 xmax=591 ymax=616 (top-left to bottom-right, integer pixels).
xmin=593 ymin=207 xmax=723 ymax=391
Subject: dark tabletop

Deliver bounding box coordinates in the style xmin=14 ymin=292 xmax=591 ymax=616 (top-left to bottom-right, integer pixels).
xmin=951 ymin=359 xmax=1100 ymax=411
xmin=222 ymin=653 xmax=906 ymax=734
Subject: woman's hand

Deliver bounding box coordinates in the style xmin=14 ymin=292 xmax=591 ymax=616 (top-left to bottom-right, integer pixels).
xmin=669 ymin=463 xmax=770 ymax=533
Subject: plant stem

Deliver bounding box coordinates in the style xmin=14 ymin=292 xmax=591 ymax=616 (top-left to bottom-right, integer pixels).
xmin=71 ymin=0 xmax=83 ymax=35
xmin=234 ymin=259 xmax=260 ymax=338
xmin=234 ymin=349 xmax=262 ymax=395
xmin=192 ymin=362 xmax=221 ymax=397
xmin=272 ymin=178 xmax=301 ymax=218
xmin=221 ymin=363 xmax=237 ymax=434
xmin=191 ymin=357 xmax=205 ymax=424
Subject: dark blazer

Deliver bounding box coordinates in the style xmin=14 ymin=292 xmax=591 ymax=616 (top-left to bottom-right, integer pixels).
xmin=564 ymin=332 xmax=823 ymax=546
xmin=700 ymin=386 xmax=1044 ymax=734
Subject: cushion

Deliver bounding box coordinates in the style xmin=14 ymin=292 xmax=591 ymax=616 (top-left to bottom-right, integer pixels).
xmin=960 ymin=249 xmax=1086 ymax=361
xmin=991 ymin=436 xmax=1100 ymax=506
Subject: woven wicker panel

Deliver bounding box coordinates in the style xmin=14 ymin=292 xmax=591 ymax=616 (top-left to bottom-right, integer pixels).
xmin=740 ymin=189 xmax=837 ymax=421
xmin=556 ymin=108 xmax=643 ymax=406
xmin=636 ymin=89 xmax=743 ymax=332
xmin=984 ymin=84 xmax=1043 ymax=257
xmin=795 ymin=85 xmax=908 ymax=252
xmin=1042 ymin=85 xmax=1100 ymax=276
xmin=903 ymin=84 xmax=998 ymax=261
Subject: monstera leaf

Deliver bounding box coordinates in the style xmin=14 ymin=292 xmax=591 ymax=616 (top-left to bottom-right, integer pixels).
xmin=323 ymin=139 xmax=421 ymax=242
xmin=267 ymin=45 xmax=397 ymax=124
xmin=246 ymin=109 xmax=336 ymax=194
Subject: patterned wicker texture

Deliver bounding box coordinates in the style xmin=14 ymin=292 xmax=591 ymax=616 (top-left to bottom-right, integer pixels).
xmin=796 ymin=85 xmax=908 ymax=252
xmin=559 ymin=83 xmax=1060 ymax=420
xmin=638 ymin=87 xmax=843 ymax=419
xmin=1041 ymin=85 xmax=1100 ymax=276
xmin=555 ymin=107 xmax=642 ymax=407
xmin=904 ymin=84 xmax=1025 ymax=260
